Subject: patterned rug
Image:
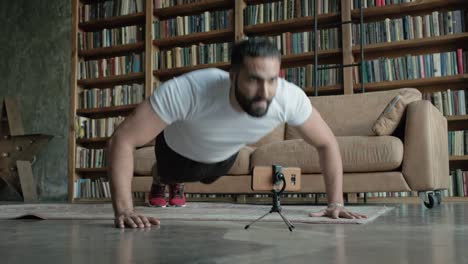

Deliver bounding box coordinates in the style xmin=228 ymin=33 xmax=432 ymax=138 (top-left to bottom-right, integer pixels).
xmin=0 ymin=203 xmax=393 ymax=224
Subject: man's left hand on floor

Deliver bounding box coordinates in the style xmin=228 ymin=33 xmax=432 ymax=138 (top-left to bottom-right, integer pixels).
xmin=308 ymin=207 xmax=368 ymax=219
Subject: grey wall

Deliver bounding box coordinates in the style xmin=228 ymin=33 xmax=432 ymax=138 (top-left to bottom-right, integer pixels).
xmin=0 ymin=1 xmax=71 ymax=201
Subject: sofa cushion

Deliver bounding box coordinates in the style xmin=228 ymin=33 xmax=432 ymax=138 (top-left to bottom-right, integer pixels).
xmin=285 ymin=88 xmax=422 ymax=139
xmin=248 ymin=124 xmax=285 ymax=148
xmin=372 ymin=89 xmax=421 ymax=136
xmin=134 ymin=146 xmax=155 ymax=175
xmin=228 ymin=146 xmax=255 ymax=175
xmin=251 ymin=136 xmax=403 ymax=173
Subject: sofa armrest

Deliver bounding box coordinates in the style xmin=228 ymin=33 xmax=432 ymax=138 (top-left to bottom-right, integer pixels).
xmin=402 ymin=100 xmax=450 ymax=191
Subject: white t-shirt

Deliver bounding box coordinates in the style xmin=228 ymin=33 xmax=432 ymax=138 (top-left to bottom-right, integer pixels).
xmin=150 ymin=68 xmax=312 ymax=163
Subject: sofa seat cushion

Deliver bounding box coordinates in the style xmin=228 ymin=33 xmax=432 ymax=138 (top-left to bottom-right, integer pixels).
xmin=134 ymin=146 xmax=253 ymax=176
xmin=251 ymin=136 xmax=403 ymax=173
xmin=228 ymin=146 xmax=255 ymax=175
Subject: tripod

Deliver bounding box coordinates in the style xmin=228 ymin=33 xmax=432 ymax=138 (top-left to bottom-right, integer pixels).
xmin=244 ymin=178 xmax=295 ymax=232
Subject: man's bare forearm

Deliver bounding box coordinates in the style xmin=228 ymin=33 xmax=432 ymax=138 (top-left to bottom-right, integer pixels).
xmin=317 ymin=140 xmax=344 ymax=204
xmin=108 ymin=137 xmax=135 ymax=216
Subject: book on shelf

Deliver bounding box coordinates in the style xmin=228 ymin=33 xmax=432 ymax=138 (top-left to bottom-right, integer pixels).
xmin=153 ymin=9 xmax=232 ymax=39
xmin=79 ymin=83 xmax=145 ymax=109
xmin=351 ymin=0 xmax=415 ymax=9
xmin=352 ymin=10 xmax=465 ymax=45
xmin=280 ymin=64 xmax=340 ymax=88
xmin=78 ymin=25 xmax=144 ymax=50
xmin=75 ymin=116 xmax=125 ymax=139
xmin=354 ymin=49 xmax=467 ymax=84
xmin=79 ymin=0 xmax=145 ymax=23
xmin=244 ymin=0 xmax=341 ymax=25
xmin=74 ymin=178 xmax=111 ymax=199
xmin=447 ymin=130 xmax=468 ymax=156
xmin=75 ymin=147 xmax=107 ymax=169
xmin=78 ymin=52 xmax=144 ymax=79
xmin=449 ymin=169 xmax=468 ymax=197
xmin=266 ymin=28 xmax=340 ymax=55
xmin=424 ymin=89 xmax=467 ymax=117
xmin=154 ymin=42 xmax=231 ymax=70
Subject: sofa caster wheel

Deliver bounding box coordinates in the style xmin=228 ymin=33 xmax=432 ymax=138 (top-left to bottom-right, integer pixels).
xmin=419 ymin=191 xmax=440 ymax=209
xmin=423 ymin=193 xmax=435 ymax=209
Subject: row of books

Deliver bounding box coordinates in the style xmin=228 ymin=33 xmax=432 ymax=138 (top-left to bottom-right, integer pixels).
xmin=79 ymin=83 xmax=145 ymax=110
xmin=78 ymin=53 xmax=144 ymax=80
xmin=354 ymin=50 xmax=467 ymax=84
xmin=75 ymin=116 xmax=125 ymax=139
xmin=78 ymin=25 xmax=144 ymax=50
xmin=267 ymin=28 xmax=341 ymax=55
xmin=449 ymin=170 xmax=468 ymax=197
xmin=245 ymin=0 xmax=340 ymax=26
xmin=154 ymin=43 xmax=231 ymax=70
xmin=154 ymin=0 xmax=199 ymax=9
xmin=280 ymin=64 xmax=340 ymax=88
xmin=73 ymin=178 xmax=111 ymax=199
xmin=448 ymin=130 xmax=468 ymax=156
xmin=351 ymin=0 xmax=414 ymax=9
xmin=79 ymin=0 xmax=145 ymax=23
xmin=352 ymin=10 xmax=465 ymax=46
xmin=76 ymin=147 xmax=107 ymax=169
xmin=425 ymin=89 xmax=467 ymax=117
xmin=153 ymin=10 xmax=232 ymax=39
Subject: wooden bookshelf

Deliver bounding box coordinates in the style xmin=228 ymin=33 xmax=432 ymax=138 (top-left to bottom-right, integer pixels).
xmin=79 ymin=12 xmax=145 ymax=31
xmin=281 ymin=49 xmax=343 ymax=67
xmin=78 ymin=42 xmax=145 ymax=59
xmin=70 ymin=0 xmax=153 ymax=203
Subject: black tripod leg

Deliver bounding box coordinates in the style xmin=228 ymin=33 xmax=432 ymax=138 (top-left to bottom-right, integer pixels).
xmin=244 ymin=211 xmax=272 ymax=230
xmin=277 ymin=211 xmax=295 ymax=231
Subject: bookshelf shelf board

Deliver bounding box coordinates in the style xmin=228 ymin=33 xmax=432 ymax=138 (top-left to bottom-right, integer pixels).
xmin=153 ymin=29 xmax=234 ymax=48
xmin=351 ymin=0 xmax=466 ymax=22
xmin=281 ymin=49 xmax=342 ymax=67
xmin=154 ymin=62 xmax=230 ymax=79
xmin=76 ymin=168 xmax=108 ymax=173
xmin=450 ymin=155 xmax=468 ymax=161
xmin=353 ymin=74 xmax=468 ymax=92
xmin=304 ymin=85 xmax=343 ymax=95
xmin=154 ymin=0 xmax=233 ymax=19
xmin=353 ymin=33 xmax=468 ymax=61
xmin=78 ymin=42 xmax=145 ymax=59
xmin=244 ymin=13 xmax=341 ymax=36
xmin=77 ymin=104 xmax=138 ymax=117
xmin=447 ymin=115 xmax=468 ymax=122
xmin=79 ymin=12 xmax=145 ymax=31
xmin=76 ymin=137 xmax=109 ymax=145
xmin=77 ymin=72 xmax=145 ymax=88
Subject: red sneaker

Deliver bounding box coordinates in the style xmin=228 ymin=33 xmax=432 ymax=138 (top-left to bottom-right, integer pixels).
xmin=168 ymin=183 xmax=186 ymax=207
xmin=148 ymin=183 xmax=167 ymax=207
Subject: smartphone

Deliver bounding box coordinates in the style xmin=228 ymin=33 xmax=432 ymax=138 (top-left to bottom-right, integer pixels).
xmin=251 ymin=166 xmax=301 ymax=192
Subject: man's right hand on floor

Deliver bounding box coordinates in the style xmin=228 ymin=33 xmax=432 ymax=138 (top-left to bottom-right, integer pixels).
xmin=115 ymin=211 xmax=160 ymax=229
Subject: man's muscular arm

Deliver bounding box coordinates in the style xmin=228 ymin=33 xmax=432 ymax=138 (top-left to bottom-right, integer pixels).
xmin=108 ymin=98 xmax=167 ymax=228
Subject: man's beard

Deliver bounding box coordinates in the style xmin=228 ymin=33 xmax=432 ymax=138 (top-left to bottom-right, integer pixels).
xmin=234 ymin=76 xmax=272 ymax=118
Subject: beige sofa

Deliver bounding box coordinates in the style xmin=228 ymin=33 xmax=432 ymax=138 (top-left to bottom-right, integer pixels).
xmin=133 ymin=88 xmax=449 ymax=208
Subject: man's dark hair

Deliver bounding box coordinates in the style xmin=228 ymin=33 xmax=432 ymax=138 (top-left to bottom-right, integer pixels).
xmin=230 ymin=37 xmax=281 ymax=71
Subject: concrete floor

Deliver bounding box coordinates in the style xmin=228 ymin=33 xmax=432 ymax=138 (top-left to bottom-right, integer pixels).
xmin=0 ymin=203 xmax=467 ymax=264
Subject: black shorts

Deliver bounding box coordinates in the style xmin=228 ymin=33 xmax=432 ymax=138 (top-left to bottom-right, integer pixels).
xmin=154 ymin=131 xmax=239 ymax=184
